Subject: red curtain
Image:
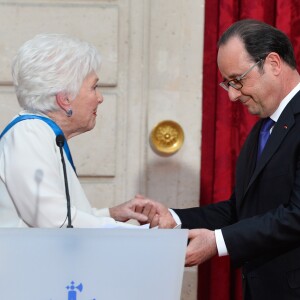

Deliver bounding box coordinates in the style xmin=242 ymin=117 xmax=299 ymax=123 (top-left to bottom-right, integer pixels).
xmin=199 ymin=0 xmax=300 ymax=299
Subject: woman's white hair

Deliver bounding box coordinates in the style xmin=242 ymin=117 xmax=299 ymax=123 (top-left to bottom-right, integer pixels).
xmin=12 ymin=33 xmax=101 ymax=113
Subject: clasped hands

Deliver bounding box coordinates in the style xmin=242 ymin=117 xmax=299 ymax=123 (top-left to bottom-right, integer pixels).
xmin=109 ymin=195 xmax=217 ymax=267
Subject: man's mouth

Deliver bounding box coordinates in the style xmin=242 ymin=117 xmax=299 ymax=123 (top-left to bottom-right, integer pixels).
xmin=240 ymin=97 xmax=250 ymax=104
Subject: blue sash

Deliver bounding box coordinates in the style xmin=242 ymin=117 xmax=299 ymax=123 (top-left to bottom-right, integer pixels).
xmin=0 ymin=114 xmax=76 ymax=173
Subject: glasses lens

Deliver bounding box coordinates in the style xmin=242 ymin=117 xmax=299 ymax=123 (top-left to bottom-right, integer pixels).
xmin=219 ymin=82 xmax=229 ymax=91
xmin=219 ymin=80 xmax=242 ymax=91
xmin=228 ymin=80 xmax=242 ymax=90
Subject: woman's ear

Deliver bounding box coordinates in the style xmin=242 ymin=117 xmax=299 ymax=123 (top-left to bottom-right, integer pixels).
xmin=56 ymin=92 xmax=73 ymax=117
xmin=55 ymin=92 xmax=70 ymax=110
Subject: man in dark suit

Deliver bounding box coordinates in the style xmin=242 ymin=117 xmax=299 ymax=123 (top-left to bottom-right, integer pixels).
xmin=137 ymin=19 xmax=300 ymax=299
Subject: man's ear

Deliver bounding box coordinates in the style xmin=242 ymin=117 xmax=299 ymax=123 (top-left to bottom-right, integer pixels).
xmin=265 ymin=52 xmax=282 ymax=75
xmin=56 ymin=92 xmax=70 ymax=110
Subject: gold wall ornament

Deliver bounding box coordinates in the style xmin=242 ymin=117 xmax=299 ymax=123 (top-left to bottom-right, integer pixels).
xmin=150 ymin=120 xmax=184 ymax=156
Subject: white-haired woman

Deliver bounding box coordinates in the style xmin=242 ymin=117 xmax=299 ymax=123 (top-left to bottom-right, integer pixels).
xmin=0 ymin=33 xmax=152 ymax=227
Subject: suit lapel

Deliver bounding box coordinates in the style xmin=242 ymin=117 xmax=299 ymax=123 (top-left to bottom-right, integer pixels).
xmin=244 ymin=93 xmax=300 ymax=195
xmin=246 ymin=114 xmax=293 ymax=190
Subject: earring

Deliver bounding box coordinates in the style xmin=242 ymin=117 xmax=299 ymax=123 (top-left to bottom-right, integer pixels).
xmin=66 ymin=108 xmax=73 ymax=117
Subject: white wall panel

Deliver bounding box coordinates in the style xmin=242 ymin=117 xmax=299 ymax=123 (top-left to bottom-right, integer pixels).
xmin=0 ymin=1 xmax=118 ymax=86
xmin=0 ymin=87 xmax=20 ymax=128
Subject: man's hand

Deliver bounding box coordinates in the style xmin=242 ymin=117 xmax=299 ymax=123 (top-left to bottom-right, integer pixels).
xmin=134 ymin=194 xmax=177 ymax=228
xmin=109 ymin=198 xmax=155 ymax=223
xmin=185 ymin=229 xmax=217 ymax=267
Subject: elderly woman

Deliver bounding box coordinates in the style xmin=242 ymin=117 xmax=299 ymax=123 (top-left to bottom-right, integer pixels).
xmin=0 ymin=33 xmax=151 ymax=227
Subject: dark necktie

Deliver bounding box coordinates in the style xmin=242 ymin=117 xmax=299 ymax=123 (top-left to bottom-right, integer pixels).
xmin=257 ymin=117 xmax=275 ymax=161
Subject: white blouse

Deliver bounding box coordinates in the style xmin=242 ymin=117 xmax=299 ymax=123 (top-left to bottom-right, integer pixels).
xmin=0 ymin=113 xmax=116 ymax=228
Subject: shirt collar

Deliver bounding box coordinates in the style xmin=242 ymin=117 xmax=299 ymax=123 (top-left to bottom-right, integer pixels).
xmin=270 ymin=82 xmax=300 ymax=122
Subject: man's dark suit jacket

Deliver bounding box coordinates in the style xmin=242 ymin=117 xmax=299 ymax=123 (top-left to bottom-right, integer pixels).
xmin=174 ymin=91 xmax=300 ymax=300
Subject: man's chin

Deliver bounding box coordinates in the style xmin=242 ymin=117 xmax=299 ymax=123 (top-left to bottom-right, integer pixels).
xmin=246 ymin=105 xmax=261 ymax=116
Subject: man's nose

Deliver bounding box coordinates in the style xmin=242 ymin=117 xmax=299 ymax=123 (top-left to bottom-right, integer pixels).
xmin=228 ymin=86 xmax=242 ymax=102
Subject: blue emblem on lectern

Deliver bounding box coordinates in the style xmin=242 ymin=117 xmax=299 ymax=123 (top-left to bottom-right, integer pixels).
xmin=66 ymin=281 xmax=83 ymax=300
xmin=65 ymin=281 xmax=96 ymax=300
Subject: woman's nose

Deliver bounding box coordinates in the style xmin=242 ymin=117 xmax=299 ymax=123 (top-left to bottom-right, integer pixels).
xmin=97 ymin=89 xmax=104 ymax=104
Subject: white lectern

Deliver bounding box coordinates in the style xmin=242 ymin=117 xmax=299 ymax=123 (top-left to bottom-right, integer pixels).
xmin=0 ymin=228 xmax=188 ymax=300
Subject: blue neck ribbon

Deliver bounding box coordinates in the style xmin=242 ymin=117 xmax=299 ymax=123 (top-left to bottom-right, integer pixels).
xmin=0 ymin=114 xmax=76 ymax=173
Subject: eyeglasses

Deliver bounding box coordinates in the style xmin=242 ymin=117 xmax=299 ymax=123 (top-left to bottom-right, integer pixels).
xmin=219 ymin=59 xmax=263 ymax=91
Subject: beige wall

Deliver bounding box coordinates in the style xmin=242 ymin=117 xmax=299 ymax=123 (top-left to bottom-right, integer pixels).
xmin=0 ymin=1 xmax=205 ymax=299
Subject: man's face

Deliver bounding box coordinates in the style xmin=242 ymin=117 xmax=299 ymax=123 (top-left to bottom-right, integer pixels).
xmin=217 ymin=37 xmax=280 ymax=118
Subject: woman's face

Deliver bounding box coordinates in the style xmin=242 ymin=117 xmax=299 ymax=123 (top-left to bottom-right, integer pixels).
xmin=70 ymin=71 xmax=103 ymax=135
